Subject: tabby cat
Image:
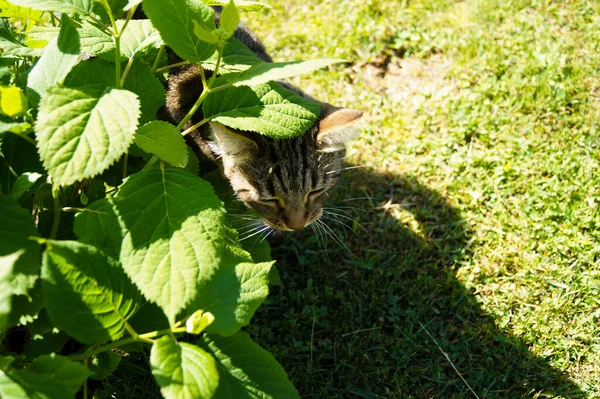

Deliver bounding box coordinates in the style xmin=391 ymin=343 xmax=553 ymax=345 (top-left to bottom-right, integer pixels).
xmin=161 ymin=12 xmax=363 ymax=231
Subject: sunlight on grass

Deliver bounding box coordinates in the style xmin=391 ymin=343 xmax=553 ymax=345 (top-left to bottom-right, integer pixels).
xmin=245 ymin=0 xmax=600 ymax=397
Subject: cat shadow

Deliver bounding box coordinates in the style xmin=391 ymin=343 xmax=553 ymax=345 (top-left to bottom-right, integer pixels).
xmin=251 ymin=167 xmax=586 ymax=398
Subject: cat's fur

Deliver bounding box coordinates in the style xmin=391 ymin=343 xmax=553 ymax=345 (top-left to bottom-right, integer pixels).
xmin=161 ymin=13 xmax=362 ymax=231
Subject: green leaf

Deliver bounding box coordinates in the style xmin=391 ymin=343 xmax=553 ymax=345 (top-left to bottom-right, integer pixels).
xmin=192 ymin=20 xmax=218 ymax=44
xmin=0 ymin=355 xmax=82 ymax=399
xmin=0 ymin=0 xmax=45 ymax=23
xmin=0 ymin=19 xmax=42 ymax=57
xmin=134 ymin=121 xmax=188 ymax=167
xmin=0 ymin=368 xmax=28 ymax=398
xmin=0 ymin=195 xmax=41 ymax=329
xmin=119 ymin=19 xmax=164 ymax=59
xmin=0 ymin=86 xmax=28 ymax=117
xmin=24 ymin=330 xmax=69 ymax=360
xmin=36 ymin=84 xmax=140 ymax=186
xmin=0 ymin=250 xmax=24 ymax=329
xmin=27 ymin=15 xmax=80 ymax=107
xmin=78 ymin=21 xmax=113 ymax=56
xmin=89 ymin=351 xmax=121 ymax=380
xmin=113 ymin=168 xmax=247 ymax=324
xmin=201 ymin=38 xmax=264 ymax=74
xmin=203 ymin=0 xmax=268 ymax=11
xmin=65 ymin=58 xmax=165 ymax=124
xmin=203 ymin=82 xmax=321 ymax=139
xmin=5 ymin=0 xmax=94 ymax=14
xmin=142 ymin=0 xmax=217 ymax=62
xmin=190 ymin=261 xmax=274 ymax=336
xmin=221 ymin=58 xmax=344 ymax=88
xmin=10 ymin=171 xmax=43 ymax=199
xmin=74 ymin=198 xmax=123 ymax=259
xmin=151 ymin=336 xmax=219 ymax=399
xmin=220 ymin=0 xmax=239 ymax=36
xmin=27 ymin=354 xmax=91 ymax=395
xmin=79 ymin=19 xmax=163 ymax=60
xmin=41 ymin=240 xmax=142 ymax=344
xmin=0 ymin=114 xmax=30 ymax=135
xmin=199 ymin=332 xmax=299 ymax=399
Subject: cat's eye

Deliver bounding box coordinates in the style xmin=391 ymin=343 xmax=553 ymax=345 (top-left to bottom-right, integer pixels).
xmin=307 ymin=188 xmax=325 ymax=202
xmin=258 ymin=198 xmax=283 ymax=208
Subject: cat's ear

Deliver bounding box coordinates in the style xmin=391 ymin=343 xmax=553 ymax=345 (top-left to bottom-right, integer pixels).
xmin=209 ymin=122 xmax=258 ymax=161
xmin=316 ymin=104 xmax=363 ymax=153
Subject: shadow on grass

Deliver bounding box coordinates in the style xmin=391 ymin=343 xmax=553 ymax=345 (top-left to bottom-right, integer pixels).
xmin=250 ymin=167 xmax=586 ymax=398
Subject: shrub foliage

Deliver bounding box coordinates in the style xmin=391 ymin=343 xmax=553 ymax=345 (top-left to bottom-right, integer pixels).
xmin=0 ymin=0 xmax=339 ymax=397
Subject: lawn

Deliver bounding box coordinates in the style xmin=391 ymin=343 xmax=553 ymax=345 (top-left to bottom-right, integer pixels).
xmin=236 ymin=1 xmax=600 ymax=398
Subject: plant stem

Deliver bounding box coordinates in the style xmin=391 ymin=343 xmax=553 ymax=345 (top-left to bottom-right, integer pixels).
xmin=114 ymin=37 xmax=122 ymax=88
xmin=143 ymin=155 xmax=158 ymax=169
xmin=122 ymin=152 xmax=129 ymax=179
xmin=207 ymin=45 xmax=223 ymax=89
xmin=120 ymin=56 xmax=135 ymax=87
xmin=11 ymin=132 xmax=36 ymax=146
xmin=181 ymin=118 xmax=209 ymax=136
xmin=176 ymin=88 xmax=211 ymax=130
xmin=50 ymin=187 xmax=61 ymax=239
xmin=68 ymin=326 xmax=188 ymax=361
xmin=151 ymin=45 xmax=166 ymax=72
xmin=154 ymin=60 xmax=190 ymax=74
xmin=207 ymin=81 xmax=233 ymax=93
xmin=175 ymin=46 xmax=224 ymax=131
xmin=83 ymin=358 xmax=88 ymax=399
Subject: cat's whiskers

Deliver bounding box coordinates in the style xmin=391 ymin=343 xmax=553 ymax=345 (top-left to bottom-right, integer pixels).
xmin=315 ymin=219 xmax=354 ymax=256
xmin=259 ymin=228 xmax=274 ymax=244
xmin=325 ymin=164 xmax=373 ymax=175
xmin=311 ymin=221 xmax=328 ymax=255
xmin=322 ymin=212 xmax=360 ymax=238
xmin=239 ymin=225 xmax=271 ymax=241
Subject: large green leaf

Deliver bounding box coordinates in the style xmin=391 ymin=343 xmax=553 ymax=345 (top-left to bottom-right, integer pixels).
xmin=199 ymin=332 xmax=299 ymax=399
xmin=41 ymin=240 xmax=142 ymax=344
xmin=134 ymin=121 xmax=188 ymax=167
xmin=203 ymin=82 xmax=321 ymax=139
xmin=79 ymin=19 xmax=163 ymax=60
xmin=142 ymin=0 xmax=217 ymax=62
xmin=26 ymin=354 xmax=91 ymax=395
xmin=201 ymin=38 xmax=264 ymax=74
xmin=190 ymin=261 xmax=273 ymax=336
xmin=151 ymin=336 xmax=219 ymax=399
xmin=0 ymin=368 xmax=28 ymax=398
xmin=73 ymin=198 xmax=123 ymax=259
xmin=220 ymin=59 xmax=344 ymax=87
xmin=65 ymin=58 xmax=165 ymax=124
xmin=27 ymin=15 xmax=80 ymax=107
xmin=78 ymin=21 xmax=113 ymax=56
xmin=0 ymin=195 xmax=41 ymax=329
xmin=113 ymin=168 xmax=248 ymax=324
xmin=5 ymin=0 xmax=94 ymax=14
xmin=0 ymin=355 xmax=84 ymax=399
xmin=119 ymin=19 xmax=163 ymax=59
xmin=36 ymin=84 xmax=140 ymax=186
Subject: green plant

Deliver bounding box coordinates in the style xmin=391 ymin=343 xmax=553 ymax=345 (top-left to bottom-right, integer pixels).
xmin=0 ymin=0 xmax=342 ymax=397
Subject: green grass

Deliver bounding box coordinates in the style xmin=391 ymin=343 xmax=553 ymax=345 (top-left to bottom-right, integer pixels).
xmin=239 ymin=1 xmax=600 ymax=397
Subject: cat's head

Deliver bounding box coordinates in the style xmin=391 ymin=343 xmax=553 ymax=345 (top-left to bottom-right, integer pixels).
xmin=208 ymin=105 xmax=362 ymax=230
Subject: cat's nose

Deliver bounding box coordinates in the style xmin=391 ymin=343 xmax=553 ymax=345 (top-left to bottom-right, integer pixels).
xmin=284 ymin=214 xmax=306 ymax=230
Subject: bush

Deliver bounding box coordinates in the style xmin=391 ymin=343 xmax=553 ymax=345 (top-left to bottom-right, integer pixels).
xmin=0 ymin=0 xmax=339 ymax=397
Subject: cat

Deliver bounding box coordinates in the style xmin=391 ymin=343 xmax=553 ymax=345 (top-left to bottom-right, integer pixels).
xmin=160 ymin=11 xmax=363 ymax=231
